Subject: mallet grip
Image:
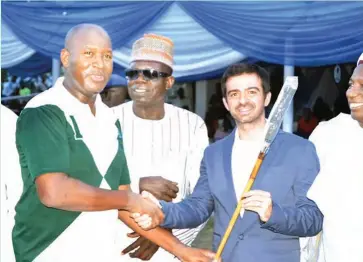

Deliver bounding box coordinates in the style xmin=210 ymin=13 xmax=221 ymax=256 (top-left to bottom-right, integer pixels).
xmin=215 ymin=152 xmax=265 ymax=259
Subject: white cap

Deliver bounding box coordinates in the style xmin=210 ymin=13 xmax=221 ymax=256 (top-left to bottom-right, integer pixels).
xmin=357 ymin=52 xmax=363 ymax=66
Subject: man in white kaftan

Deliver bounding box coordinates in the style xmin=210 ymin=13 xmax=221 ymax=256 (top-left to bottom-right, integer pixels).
xmin=301 ymin=53 xmax=363 ymax=262
xmin=114 ymin=33 xmax=209 ymax=261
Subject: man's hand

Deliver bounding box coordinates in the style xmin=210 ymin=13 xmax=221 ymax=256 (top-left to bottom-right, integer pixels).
xmin=132 ymin=191 xmax=163 ymax=230
xmin=139 ymin=176 xmax=179 ymax=202
xmin=121 ymin=232 xmax=159 ymax=260
xmin=242 ymin=190 xmax=273 ymax=222
xmin=176 ymin=246 xmax=221 ymax=262
xmin=127 ymin=193 xmax=164 ymax=230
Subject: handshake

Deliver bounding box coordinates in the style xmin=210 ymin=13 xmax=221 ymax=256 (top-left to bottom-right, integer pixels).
xmin=130 ymin=191 xmax=164 ymax=230
xmin=128 ymin=191 xmax=221 ymax=262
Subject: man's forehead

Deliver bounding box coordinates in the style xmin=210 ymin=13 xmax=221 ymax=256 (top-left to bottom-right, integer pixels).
xmin=69 ymin=29 xmax=111 ymax=50
xmin=226 ymin=73 xmax=262 ymax=88
xmin=82 ymin=44 xmax=112 ymax=51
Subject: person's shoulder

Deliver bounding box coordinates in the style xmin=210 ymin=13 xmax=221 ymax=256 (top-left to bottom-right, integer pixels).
xmin=279 ymin=130 xmax=309 ymax=144
xmin=275 ymin=131 xmax=319 ymax=167
xmin=167 ymin=104 xmax=205 ymax=128
xmin=25 ymin=86 xmax=58 ymax=109
xmin=278 ymin=130 xmax=315 ymax=151
xmin=310 ymin=113 xmax=350 ymax=140
xmin=19 ymin=104 xmax=65 ymax=123
xmin=205 ymin=131 xmax=232 ymax=154
xmin=113 ymin=101 xmax=133 ymax=116
xmin=19 ymin=89 xmax=66 ymax=127
xmin=16 ymin=104 xmax=67 ymax=140
xmin=23 ymin=87 xmax=63 ymax=115
xmin=325 ymin=113 xmax=354 ymax=129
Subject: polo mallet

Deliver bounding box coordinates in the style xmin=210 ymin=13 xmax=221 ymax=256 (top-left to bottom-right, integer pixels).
xmin=215 ymin=76 xmax=299 ymax=259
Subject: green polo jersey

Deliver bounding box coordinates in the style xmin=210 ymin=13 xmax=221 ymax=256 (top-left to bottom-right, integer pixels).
xmin=13 ymin=77 xmax=130 ymax=262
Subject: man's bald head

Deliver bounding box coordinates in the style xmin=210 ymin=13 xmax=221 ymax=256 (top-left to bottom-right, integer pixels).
xmin=65 ymin=24 xmax=111 ymax=51
xmin=60 ymin=23 xmax=113 ymax=99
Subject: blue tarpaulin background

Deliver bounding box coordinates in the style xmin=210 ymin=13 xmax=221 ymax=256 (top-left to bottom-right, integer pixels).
xmin=2 ymin=1 xmax=363 ymax=80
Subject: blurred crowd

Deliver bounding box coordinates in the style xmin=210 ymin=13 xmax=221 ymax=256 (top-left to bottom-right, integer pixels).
xmin=1 ymin=73 xmax=53 ymax=114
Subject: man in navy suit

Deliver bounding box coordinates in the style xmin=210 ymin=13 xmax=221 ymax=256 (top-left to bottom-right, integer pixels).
xmin=134 ymin=63 xmax=323 ymax=262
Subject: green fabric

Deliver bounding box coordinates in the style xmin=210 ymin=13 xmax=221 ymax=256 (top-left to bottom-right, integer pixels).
xmin=13 ymin=105 xmax=130 ymax=261
xmin=16 ymin=105 xmax=71 ymax=179
xmin=104 ymin=120 xmax=130 ymax=189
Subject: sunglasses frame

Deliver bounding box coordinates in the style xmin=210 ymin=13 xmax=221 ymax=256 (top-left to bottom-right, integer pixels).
xmin=125 ymin=69 xmax=170 ymax=81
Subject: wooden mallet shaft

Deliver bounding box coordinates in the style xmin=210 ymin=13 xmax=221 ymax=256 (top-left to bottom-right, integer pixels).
xmin=215 ymin=152 xmax=265 ymax=259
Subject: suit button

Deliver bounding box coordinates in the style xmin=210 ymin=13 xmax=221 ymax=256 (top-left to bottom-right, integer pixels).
xmin=238 ymin=234 xmax=244 ymax=240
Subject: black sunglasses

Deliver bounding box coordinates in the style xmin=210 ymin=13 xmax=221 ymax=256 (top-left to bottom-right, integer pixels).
xmin=125 ymin=69 xmax=170 ymax=81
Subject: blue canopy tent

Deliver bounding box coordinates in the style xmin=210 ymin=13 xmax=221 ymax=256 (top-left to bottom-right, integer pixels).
xmin=3 ymin=1 xmax=363 ymax=79
xmin=2 ymin=1 xmax=363 ymax=130
xmin=1 ymin=1 xmax=246 ymax=80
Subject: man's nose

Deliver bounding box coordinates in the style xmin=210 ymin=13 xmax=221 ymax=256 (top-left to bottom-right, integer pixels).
xmin=239 ymin=93 xmax=248 ymax=104
xmin=346 ymin=85 xmax=359 ymax=99
xmin=93 ymin=54 xmax=104 ymax=69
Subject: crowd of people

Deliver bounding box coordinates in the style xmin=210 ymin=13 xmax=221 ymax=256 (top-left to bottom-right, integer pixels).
xmin=1 ymin=73 xmax=53 ymax=114
xmin=1 ymin=23 xmax=362 ymax=262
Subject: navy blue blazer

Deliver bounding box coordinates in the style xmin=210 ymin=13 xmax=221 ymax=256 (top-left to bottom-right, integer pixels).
xmin=161 ymin=129 xmax=323 ymax=262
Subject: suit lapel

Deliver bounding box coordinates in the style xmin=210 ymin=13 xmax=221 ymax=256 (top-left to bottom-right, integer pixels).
xmin=219 ymin=130 xmax=240 ymax=220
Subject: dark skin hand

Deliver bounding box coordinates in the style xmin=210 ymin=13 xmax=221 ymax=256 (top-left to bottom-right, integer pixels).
xmin=121 ymin=230 xmax=171 ymax=260
xmin=122 ymin=177 xmax=179 ymax=260
xmin=139 ymin=176 xmax=179 ymax=202
xmin=121 ymin=231 xmax=157 ymax=260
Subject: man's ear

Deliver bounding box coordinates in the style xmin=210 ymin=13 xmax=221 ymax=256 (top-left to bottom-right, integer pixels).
xmin=264 ymin=92 xmax=272 ymax=107
xmin=222 ymin=97 xmax=230 ymax=112
xmin=60 ymin=48 xmax=70 ymax=68
xmin=165 ymin=76 xmax=175 ymax=90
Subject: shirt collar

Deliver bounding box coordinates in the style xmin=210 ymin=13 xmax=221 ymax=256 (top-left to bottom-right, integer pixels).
xmin=53 ymin=77 xmax=104 ymax=114
xmin=234 ymin=126 xmax=265 ymax=145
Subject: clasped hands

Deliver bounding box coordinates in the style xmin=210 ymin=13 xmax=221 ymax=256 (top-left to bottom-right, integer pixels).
xmin=128 ymin=191 xmax=220 ymax=262
xmin=130 ymin=190 xmax=163 ymax=230
xmin=125 ymin=176 xmax=220 ymax=261
xmin=128 ymin=176 xmax=179 ymax=230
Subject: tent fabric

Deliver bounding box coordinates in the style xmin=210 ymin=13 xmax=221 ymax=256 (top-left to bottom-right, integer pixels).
xmin=2 ymin=1 xmax=363 ymax=80
xmin=1 ymin=22 xmax=35 ymax=68
xmin=1 ymin=1 xmax=173 ymax=58
xmin=7 ymin=53 xmax=52 ymax=77
xmin=112 ymin=3 xmax=246 ymax=79
xmin=2 ymin=2 xmax=245 ymax=80
xmin=178 ymin=1 xmax=363 ymax=66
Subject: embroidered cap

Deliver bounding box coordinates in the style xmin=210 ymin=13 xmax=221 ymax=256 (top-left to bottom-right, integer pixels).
xmin=130 ymin=33 xmax=174 ymax=70
xmin=357 ymin=52 xmax=363 ymax=66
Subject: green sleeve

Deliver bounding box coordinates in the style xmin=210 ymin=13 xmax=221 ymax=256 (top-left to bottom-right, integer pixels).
xmin=16 ymin=105 xmax=70 ymax=179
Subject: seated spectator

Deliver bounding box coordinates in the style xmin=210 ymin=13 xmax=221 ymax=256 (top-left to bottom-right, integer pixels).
xmin=2 ymin=76 xmax=19 ymax=97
